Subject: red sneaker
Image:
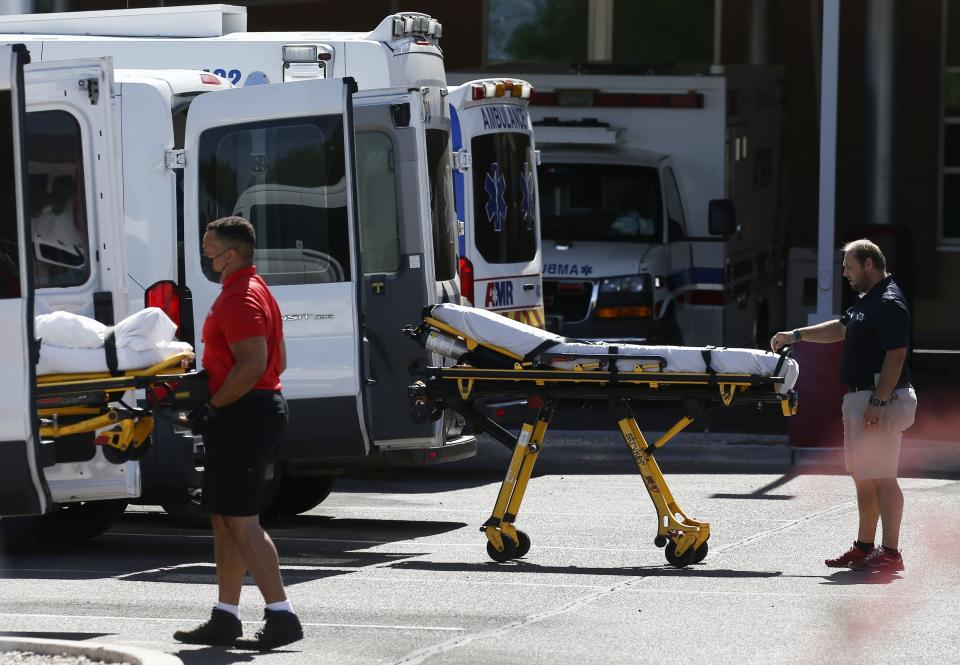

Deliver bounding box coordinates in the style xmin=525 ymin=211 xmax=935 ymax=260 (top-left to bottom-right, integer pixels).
xmin=825 ymin=542 xmax=872 ymax=568
xmin=849 ymin=546 xmax=904 ymax=572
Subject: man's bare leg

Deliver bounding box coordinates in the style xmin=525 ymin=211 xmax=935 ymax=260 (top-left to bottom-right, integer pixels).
xmin=854 ymin=478 xmax=880 ymax=545
xmin=873 ymin=478 xmax=904 ymax=550
xmin=211 ymin=513 xmax=247 ymax=606
xmin=223 ymin=515 xmax=286 ymax=604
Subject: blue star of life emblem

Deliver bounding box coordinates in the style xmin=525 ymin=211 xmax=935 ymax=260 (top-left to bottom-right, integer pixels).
xmin=484 ymin=162 xmax=508 ymax=232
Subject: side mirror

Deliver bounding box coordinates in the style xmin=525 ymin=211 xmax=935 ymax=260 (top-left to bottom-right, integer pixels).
xmin=708 ymin=199 xmax=736 ymax=236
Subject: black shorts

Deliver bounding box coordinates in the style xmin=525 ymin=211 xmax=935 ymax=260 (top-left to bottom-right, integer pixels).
xmin=201 ymin=390 xmax=289 ymax=517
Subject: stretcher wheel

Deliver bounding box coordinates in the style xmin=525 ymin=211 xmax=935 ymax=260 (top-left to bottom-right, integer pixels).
xmin=692 ymin=541 xmax=709 ymax=564
xmin=664 ymin=540 xmax=696 ymax=568
xmin=515 ymin=530 xmax=531 ymax=558
xmin=101 ymin=443 xmax=133 ymax=465
xmin=486 ymin=537 xmax=518 ymax=562
xmin=129 ymin=438 xmax=152 ymax=461
xmin=654 ymin=535 xmax=668 ymax=548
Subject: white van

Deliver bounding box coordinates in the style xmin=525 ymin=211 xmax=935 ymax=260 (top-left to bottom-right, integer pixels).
xmin=446 ymin=78 xmax=544 ymax=328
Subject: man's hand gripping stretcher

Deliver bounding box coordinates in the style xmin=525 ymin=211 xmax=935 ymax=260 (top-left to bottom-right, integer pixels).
xmin=404 ymin=304 xmax=799 ymax=568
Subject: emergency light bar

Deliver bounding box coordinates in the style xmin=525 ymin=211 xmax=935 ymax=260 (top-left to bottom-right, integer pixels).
xmin=470 ymin=79 xmax=534 ymax=101
xmin=532 ymin=90 xmax=704 ymax=109
xmin=392 ymin=13 xmax=442 ymax=39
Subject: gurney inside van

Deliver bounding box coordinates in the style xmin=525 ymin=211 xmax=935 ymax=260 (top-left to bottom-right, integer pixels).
xmin=406 ymin=304 xmax=799 ymax=567
xmin=35 ymin=308 xmax=206 ymax=464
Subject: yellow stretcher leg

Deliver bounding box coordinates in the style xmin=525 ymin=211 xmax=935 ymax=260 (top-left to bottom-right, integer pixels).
xmin=615 ymin=399 xmax=710 ymax=567
xmin=482 ymin=399 xmax=554 ymax=561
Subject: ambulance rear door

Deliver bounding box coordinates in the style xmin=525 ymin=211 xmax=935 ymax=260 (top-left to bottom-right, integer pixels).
xmin=0 ymin=45 xmax=51 ymax=517
xmin=182 ymin=77 xmax=372 ymax=458
xmin=352 ymin=88 xmax=444 ymax=449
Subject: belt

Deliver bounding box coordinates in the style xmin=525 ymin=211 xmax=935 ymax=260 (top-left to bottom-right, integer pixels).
xmin=848 ymin=382 xmax=911 ymax=394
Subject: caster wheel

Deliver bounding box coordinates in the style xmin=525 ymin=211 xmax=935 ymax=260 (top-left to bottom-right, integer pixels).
xmin=692 ymin=541 xmax=709 ymax=564
xmin=486 ymin=536 xmax=518 ymax=562
xmin=654 ymin=535 xmax=668 ymax=548
xmin=102 ymin=443 xmax=133 ymax=465
xmin=664 ymin=540 xmax=696 ymax=568
xmin=515 ymin=530 xmax=531 ymax=558
xmin=129 ymin=438 xmax=152 ymax=461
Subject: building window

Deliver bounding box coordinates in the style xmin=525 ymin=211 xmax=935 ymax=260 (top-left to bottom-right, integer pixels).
xmin=942 ymin=0 xmax=960 ymax=244
xmin=485 ymin=0 xmax=712 ymax=64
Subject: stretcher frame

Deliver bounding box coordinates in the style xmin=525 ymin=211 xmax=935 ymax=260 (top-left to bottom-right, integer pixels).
xmin=35 ymin=352 xmax=205 ymax=463
xmin=408 ymin=315 xmax=797 ymax=568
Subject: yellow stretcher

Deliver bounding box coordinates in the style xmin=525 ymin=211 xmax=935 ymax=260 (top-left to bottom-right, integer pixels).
xmin=36 ymin=352 xmax=207 ymax=464
xmin=406 ymin=311 xmax=798 ymax=568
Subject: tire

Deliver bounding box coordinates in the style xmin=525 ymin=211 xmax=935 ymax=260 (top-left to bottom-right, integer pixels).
xmin=664 ymin=540 xmax=696 ymax=568
xmin=161 ymin=475 xmax=282 ymax=528
xmin=659 ymin=305 xmax=684 ymax=345
xmin=486 ymin=536 xmax=518 ymax=563
xmin=266 ymin=476 xmax=335 ymax=518
xmin=32 ymin=500 xmax=128 ymax=543
xmin=514 ymin=530 xmax=531 ymax=558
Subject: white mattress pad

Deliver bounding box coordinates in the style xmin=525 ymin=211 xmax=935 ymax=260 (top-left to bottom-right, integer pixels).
xmin=429 ymin=304 xmax=799 ymax=394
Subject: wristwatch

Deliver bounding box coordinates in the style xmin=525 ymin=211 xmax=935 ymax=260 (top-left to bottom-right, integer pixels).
xmin=792 ymin=329 xmax=802 ymax=342
xmin=868 ymin=394 xmax=889 ymax=407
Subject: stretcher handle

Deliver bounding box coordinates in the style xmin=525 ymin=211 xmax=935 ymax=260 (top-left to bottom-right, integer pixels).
xmin=772 ymin=346 xmax=794 ymax=378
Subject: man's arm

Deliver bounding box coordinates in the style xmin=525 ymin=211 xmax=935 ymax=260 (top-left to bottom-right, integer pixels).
xmin=208 ymin=336 xmax=268 ymax=409
xmin=873 ymin=347 xmax=907 ymax=402
xmin=770 ymin=319 xmax=846 ymax=352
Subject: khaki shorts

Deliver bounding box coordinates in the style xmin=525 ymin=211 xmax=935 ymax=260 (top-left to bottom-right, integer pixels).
xmin=842 ymin=387 xmax=918 ymax=480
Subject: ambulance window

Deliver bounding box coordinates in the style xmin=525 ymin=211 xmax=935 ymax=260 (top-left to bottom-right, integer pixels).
xmin=663 ymin=167 xmax=687 ymax=240
xmin=24 ymin=111 xmax=90 ymax=288
xmin=471 ymin=132 xmax=537 ymax=264
xmin=355 ymin=131 xmax=399 ymax=274
xmin=539 ymin=164 xmax=662 ymax=243
xmin=426 ymin=129 xmax=457 ymax=281
xmin=197 ymin=116 xmax=351 ymax=286
xmin=0 ymin=91 xmax=21 ymax=298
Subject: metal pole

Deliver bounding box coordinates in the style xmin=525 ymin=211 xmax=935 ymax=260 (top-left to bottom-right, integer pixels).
xmin=713 ymin=0 xmax=723 ymax=66
xmin=812 ymin=0 xmax=841 ymax=323
xmin=748 ymin=0 xmax=769 ymax=65
xmin=865 ymin=0 xmax=897 ymax=225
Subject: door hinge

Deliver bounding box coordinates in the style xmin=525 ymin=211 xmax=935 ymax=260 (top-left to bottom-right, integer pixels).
xmin=453 ymin=150 xmax=471 ymax=172
xmin=164 ymin=149 xmax=186 ymax=170
xmin=79 ymin=78 xmax=99 ymax=105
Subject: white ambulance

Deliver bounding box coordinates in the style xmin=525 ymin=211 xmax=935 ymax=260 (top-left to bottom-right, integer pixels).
xmin=463 ymin=67 xmax=786 ymax=348
xmin=0 ymin=5 xmax=474 ymax=533
xmin=446 ymin=78 xmax=544 ymax=329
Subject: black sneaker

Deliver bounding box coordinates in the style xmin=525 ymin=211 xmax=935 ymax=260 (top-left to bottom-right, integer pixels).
xmin=234 ymin=609 xmax=303 ymax=651
xmin=173 ymin=608 xmax=242 ymax=646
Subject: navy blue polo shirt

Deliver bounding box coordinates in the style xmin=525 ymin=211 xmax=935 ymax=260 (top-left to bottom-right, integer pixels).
xmin=838 ymin=275 xmax=911 ymax=388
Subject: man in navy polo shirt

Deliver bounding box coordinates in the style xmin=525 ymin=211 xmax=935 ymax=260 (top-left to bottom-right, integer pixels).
xmin=174 ymin=216 xmax=303 ymax=649
xmin=772 ymin=239 xmax=917 ymax=573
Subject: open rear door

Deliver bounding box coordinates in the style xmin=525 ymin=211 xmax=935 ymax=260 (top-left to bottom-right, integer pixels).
xmin=182 ymin=77 xmax=371 ymax=458
xmin=0 ymin=45 xmax=50 ymax=517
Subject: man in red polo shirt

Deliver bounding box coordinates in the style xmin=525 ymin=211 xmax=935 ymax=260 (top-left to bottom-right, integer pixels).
xmin=174 ymin=216 xmax=302 ymax=650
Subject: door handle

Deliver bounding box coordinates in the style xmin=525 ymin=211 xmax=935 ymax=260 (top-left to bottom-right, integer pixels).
xmin=522 ymin=283 xmax=535 ymax=291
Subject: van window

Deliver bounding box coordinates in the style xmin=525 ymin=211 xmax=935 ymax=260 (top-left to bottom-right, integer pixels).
xmin=539 ymin=163 xmax=662 ymax=243
xmin=471 ymin=132 xmax=537 ymax=264
xmin=0 ymin=91 xmax=21 ymax=299
xmin=425 ymin=129 xmax=456 ymax=281
xmin=26 ymin=111 xmax=90 ymax=288
xmin=198 ymin=116 xmax=351 ymax=285
xmin=356 ymin=131 xmax=399 ymax=274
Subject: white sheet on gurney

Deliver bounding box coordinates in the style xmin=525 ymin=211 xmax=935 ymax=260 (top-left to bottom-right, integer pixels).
xmin=35 ymin=307 xmax=193 ymax=376
xmin=430 ymin=304 xmax=799 ymax=393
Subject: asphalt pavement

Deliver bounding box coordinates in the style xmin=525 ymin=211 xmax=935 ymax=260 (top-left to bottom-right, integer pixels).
xmin=1 ymin=467 xmax=959 ymax=664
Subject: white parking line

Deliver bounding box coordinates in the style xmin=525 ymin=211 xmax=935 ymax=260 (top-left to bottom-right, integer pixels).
xmin=0 ymin=612 xmax=462 ymax=632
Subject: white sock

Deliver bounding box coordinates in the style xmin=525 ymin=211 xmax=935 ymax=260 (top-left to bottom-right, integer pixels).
xmin=265 ymin=600 xmax=294 ymax=614
xmin=215 ymin=602 xmax=240 ymax=618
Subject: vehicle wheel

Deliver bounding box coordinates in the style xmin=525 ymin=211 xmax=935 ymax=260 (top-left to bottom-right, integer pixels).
xmin=691 ymin=540 xmax=709 ymax=564
xmin=664 ymin=540 xmax=696 ymax=568
xmin=265 ymin=476 xmax=335 ymax=517
xmin=654 ymin=534 xmax=668 ymax=548
xmin=514 ymin=530 xmax=531 ymax=558
xmin=33 ymin=500 xmax=128 ymax=543
xmin=486 ymin=536 xmax=518 ymax=562
xmin=162 ymin=474 xmax=281 ymax=528
xmin=659 ymin=306 xmax=684 ymax=345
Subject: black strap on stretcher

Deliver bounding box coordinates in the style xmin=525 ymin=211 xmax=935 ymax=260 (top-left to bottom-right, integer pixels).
xmin=103 ymin=328 xmax=121 ymax=377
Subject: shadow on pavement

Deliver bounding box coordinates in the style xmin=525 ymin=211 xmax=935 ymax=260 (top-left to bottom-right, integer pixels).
xmin=176 ymin=645 xmax=257 ymax=665
xmin=386 ymin=560 xmax=782 ymax=579
xmin=819 ymin=570 xmax=903 ymax=586
xmin=0 ymin=631 xmax=112 ymax=641
xmin=710 ymin=472 xmax=799 ymax=500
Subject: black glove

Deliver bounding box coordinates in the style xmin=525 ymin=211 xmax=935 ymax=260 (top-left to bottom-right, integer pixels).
xmin=185 ymin=401 xmax=220 ymax=435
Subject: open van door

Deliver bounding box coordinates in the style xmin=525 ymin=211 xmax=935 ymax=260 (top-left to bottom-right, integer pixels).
xmin=0 ymin=45 xmax=51 ymax=517
xmin=182 ymin=77 xmax=372 ymax=458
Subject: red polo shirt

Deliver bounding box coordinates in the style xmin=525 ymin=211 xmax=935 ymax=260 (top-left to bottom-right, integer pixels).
xmin=201 ymin=266 xmax=284 ymax=395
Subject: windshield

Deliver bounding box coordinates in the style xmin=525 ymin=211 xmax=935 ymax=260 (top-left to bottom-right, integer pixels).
xmin=539 ymin=164 xmax=662 ymax=243
xmin=471 ymin=131 xmax=537 ymax=264
xmin=426 ymin=128 xmax=457 ymax=281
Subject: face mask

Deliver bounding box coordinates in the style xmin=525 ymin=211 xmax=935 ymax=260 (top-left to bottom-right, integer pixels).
xmin=201 ymin=248 xmax=231 ymax=282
